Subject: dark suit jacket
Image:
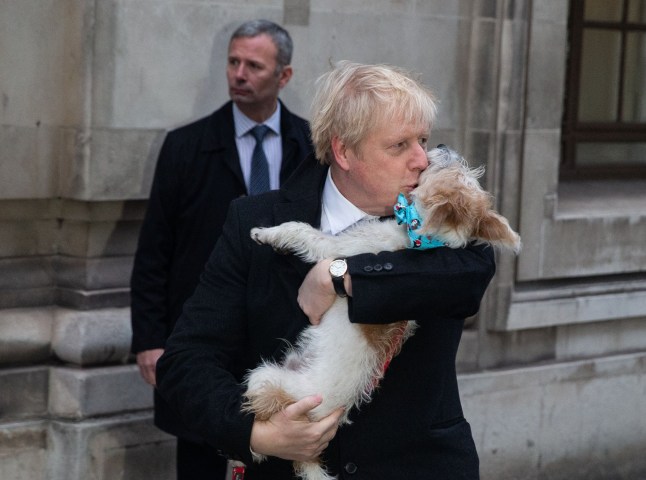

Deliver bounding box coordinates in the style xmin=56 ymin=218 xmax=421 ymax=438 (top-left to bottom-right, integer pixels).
xmin=156 ymin=157 xmax=497 ymax=479
xmin=130 ymin=100 xmax=313 ymax=439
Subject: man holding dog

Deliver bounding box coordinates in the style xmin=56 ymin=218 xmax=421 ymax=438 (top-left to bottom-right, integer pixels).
xmin=157 ymin=61 xmax=496 ymax=479
xmin=130 ymin=20 xmax=312 ymax=479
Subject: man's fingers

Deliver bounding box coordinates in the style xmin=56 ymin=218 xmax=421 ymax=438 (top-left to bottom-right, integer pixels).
xmin=251 ymin=398 xmax=343 ymax=462
xmin=284 ymin=394 xmax=323 ymax=420
xmin=144 ymin=366 xmax=157 ymax=386
xmin=329 ymin=407 xmax=345 ymax=424
xmin=297 ymin=295 xmax=322 ymax=325
xmin=319 ymin=407 xmax=344 ymax=437
xmin=297 ymin=259 xmax=337 ymax=325
xmin=137 ymin=364 xmax=156 ymax=386
xmin=136 ymin=349 xmax=164 ymax=386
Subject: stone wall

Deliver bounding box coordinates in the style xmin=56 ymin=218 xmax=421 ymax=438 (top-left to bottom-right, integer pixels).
xmin=1 ymin=1 xmax=645 ymax=479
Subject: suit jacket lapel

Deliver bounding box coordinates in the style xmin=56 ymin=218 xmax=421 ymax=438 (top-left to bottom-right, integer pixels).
xmin=274 ymin=155 xmax=326 ymax=225
xmin=278 ymin=100 xmax=302 ymax=184
xmin=273 ymin=157 xmax=328 ymax=278
xmin=201 ymin=102 xmax=245 ymax=189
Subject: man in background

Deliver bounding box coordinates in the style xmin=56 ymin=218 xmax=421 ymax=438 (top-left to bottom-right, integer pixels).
xmin=130 ymin=19 xmax=313 ymax=479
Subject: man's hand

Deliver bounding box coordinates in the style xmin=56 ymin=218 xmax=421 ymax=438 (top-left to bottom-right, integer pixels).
xmin=298 ymin=259 xmax=352 ymax=325
xmin=250 ymin=395 xmax=344 ymax=462
xmin=136 ymin=348 xmax=164 ymax=386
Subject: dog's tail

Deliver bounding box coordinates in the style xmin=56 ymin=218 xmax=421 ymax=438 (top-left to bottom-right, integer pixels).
xmin=293 ymin=460 xmax=336 ymax=480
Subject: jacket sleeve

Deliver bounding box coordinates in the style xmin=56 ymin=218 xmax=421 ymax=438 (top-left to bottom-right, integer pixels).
xmin=129 ymin=133 xmax=180 ymax=353
xmin=155 ymin=200 xmax=257 ymax=465
xmin=346 ymin=243 xmax=496 ymax=324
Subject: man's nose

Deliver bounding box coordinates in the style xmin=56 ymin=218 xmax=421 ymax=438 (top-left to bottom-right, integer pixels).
xmin=411 ymin=143 xmax=429 ymax=170
xmin=234 ymin=63 xmax=247 ymax=80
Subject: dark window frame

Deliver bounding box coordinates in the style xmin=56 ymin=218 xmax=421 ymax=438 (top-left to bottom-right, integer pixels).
xmin=561 ymin=0 xmax=646 ymax=180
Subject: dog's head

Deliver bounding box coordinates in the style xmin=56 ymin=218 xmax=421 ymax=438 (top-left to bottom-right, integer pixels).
xmin=410 ymin=145 xmax=521 ymax=253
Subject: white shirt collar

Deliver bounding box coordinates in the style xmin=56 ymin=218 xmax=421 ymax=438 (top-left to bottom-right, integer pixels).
xmin=233 ymin=102 xmax=281 ymax=137
xmin=320 ymin=169 xmax=377 ymax=235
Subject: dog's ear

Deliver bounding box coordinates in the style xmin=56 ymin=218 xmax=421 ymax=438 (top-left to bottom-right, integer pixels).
xmin=475 ymin=211 xmax=521 ymax=253
xmin=421 ymin=193 xmax=467 ymax=232
xmin=417 ymin=167 xmax=479 ymax=233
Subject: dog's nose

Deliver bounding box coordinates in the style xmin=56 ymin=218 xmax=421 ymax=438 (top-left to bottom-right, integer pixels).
xmin=427 ymin=144 xmax=463 ymax=168
xmin=427 ymin=145 xmax=451 ymax=168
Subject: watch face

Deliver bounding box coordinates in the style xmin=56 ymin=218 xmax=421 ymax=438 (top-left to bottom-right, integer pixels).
xmin=329 ymin=259 xmax=347 ymax=277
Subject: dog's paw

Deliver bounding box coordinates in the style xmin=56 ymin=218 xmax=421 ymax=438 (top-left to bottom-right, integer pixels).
xmin=250 ymin=227 xmax=266 ymax=245
xmin=250 ymin=227 xmax=291 ymax=254
xmin=251 ymin=451 xmax=267 ymax=463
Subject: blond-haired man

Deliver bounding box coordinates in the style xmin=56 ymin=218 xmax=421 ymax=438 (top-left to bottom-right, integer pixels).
xmin=157 ymin=61 xmax=495 ymax=479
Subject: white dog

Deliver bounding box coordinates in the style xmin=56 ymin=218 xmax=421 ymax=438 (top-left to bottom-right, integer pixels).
xmin=242 ymin=145 xmax=521 ymax=480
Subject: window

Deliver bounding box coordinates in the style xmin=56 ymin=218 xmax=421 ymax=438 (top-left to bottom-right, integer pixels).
xmin=562 ymin=0 xmax=646 ymax=179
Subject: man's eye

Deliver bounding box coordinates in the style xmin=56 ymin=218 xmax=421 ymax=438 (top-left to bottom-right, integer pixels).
xmin=419 ymin=137 xmax=428 ymax=147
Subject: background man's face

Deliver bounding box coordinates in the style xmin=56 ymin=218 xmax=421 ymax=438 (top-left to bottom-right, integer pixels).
xmin=227 ymin=34 xmax=289 ymax=113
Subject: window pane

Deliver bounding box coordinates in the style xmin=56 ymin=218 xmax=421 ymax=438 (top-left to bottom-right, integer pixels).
xmin=579 ymin=29 xmax=621 ymax=122
xmin=577 ymin=142 xmax=646 ymax=166
xmin=624 ymin=32 xmax=646 ymax=122
xmin=585 ymin=0 xmax=623 ymax=21
xmin=628 ymin=0 xmax=646 ymax=22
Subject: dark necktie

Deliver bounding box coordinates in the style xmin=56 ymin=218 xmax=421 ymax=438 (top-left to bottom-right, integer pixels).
xmin=249 ymin=125 xmax=271 ymax=195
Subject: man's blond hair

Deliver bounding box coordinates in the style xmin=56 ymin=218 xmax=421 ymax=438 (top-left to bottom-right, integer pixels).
xmin=310 ymin=61 xmax=438 ymax=165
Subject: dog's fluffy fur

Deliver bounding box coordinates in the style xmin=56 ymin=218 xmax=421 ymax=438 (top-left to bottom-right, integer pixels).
xmin=242 ymin=146 xmax=521 ymax=480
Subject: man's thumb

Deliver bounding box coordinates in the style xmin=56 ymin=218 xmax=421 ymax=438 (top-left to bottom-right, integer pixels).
xmin=285 ymin=394 xmax=323 ymax=419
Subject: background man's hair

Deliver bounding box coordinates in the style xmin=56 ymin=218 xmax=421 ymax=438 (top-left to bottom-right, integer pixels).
xmin=231 ymin=19 xmax=293 ymax=72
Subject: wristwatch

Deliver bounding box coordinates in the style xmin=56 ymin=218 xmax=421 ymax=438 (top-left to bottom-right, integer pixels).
xmin=329 ymin=258 xmax=348 ymax=297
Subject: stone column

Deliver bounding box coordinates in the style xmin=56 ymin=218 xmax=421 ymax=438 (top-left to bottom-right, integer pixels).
xmin=0 ymin=1 xmax=172 ymax=478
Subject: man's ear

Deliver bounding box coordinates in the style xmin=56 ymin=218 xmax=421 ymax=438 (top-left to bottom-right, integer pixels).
xmin=331 ymin=136 xmax=351 ymax=171
xmin=278 ymin=65 xmax=293 ymax=89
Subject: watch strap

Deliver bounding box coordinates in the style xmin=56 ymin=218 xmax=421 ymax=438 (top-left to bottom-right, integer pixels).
xmin=329 ymin=258 xmax=348 ymax=298
xmin=332 ymin=273 xmax=347 ymax=297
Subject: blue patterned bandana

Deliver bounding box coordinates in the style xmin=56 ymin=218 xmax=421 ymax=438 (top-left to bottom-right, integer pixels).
xmin=394 ymin=194 xmax=445 ymax=249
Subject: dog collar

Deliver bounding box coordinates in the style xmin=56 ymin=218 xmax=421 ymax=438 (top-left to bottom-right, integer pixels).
xmin=394 ymin=193 xmax=445 ymax=250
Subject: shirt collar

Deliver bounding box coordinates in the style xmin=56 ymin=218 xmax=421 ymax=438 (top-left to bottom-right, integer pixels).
xmin=233 ymin=102 xmax=281 ymax=138
xmin=321 ymin=169 xmax=376 ymax=235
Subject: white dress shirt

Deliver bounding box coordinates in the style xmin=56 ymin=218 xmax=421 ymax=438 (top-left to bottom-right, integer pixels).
xmin=320 ymin=169 xmax=377 ymax=235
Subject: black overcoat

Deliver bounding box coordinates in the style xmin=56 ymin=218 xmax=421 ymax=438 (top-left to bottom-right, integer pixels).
xmin=130 ymin=100 xmax=313 ymax=438
xmin=157 ymin=157 xmax=496 ymax=479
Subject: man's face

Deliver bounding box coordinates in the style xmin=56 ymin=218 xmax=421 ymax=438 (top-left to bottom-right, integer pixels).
xmin=333 ymin=118 xmax=430 ymax=217
xmin=227 ymin=34 xmax=292 ymax=119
